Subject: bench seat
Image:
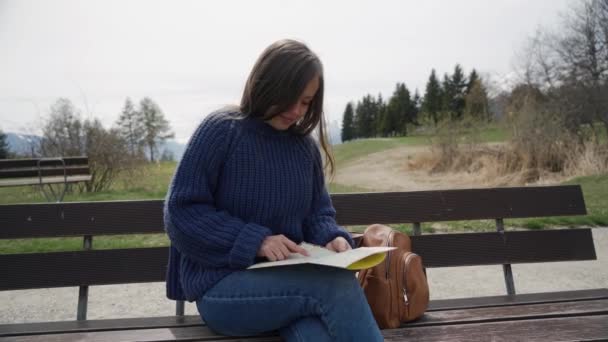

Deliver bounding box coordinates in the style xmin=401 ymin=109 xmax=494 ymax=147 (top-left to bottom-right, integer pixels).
xmin=2 ymin=289 xmax=607 ymax=341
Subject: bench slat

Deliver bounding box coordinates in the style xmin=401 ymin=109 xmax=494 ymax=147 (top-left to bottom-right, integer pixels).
xmin=0 ymin=185 xmax=587 ymax=239
xmin=0 ymin=316 xmax=203 ymax=338
xmin=0 ymin=325 xmax=280 ymax=342
xmin=0 ymin=175 xmax=92 ymax=187
xmin=333 ymin=185 xmax=587 ymax=224
xmin=0 ymin=248 xmax=169 ymax=290
xmin=0 ymin=229 xmax=596 ymax=290
xmin=412 ymin=229 xmax=597 ymax=267
xmin=383 ymin=315 xmax=608 ymax=342
xmin=0 ymin=166 xmax=90 ymax=179
xmin=0 ymin=157 xmax=89 ymax=170
xmin=428 ymin=288 xmax=608 ymax=311
xmin=1 ymin=200 xmax=165 ymax=239
xmin=3 ymin=314 xmax=607 ymax=341
xmin=410 ymin=298 xmax=608 ymax=327
xmin=3 ymin=292 xmax=606 ymax=338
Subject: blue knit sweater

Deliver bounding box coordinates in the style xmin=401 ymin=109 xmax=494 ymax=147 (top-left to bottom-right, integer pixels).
xmin=164 ymin=110 xmax=354 ymax=301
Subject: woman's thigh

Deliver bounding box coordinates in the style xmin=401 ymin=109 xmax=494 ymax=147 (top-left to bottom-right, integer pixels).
xmin=196 ymin=264 xmax=379 ymax=340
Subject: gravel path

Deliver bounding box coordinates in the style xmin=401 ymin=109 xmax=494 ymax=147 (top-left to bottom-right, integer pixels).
xmin=1 ymin=228 xmax=606 ymax=324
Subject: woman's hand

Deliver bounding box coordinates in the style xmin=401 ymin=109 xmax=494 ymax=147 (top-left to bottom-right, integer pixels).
xmin=325 ymin=236 xmax=352 ymax=253
xmin=257 ymin=234 xmax=309 ymax=261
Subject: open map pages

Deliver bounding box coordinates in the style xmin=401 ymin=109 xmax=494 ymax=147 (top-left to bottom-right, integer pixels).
xmin=248 ymin=242 xmax=396 ymax=270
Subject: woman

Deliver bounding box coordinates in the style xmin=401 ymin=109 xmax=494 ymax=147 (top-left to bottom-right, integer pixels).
xmin=164 ymin=39 xmax=383 ymax=342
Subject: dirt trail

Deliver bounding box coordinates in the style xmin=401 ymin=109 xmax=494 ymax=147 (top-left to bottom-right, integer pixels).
xmin=334 ymin=145 xmax=479 ymax=191
xmin=333 ymin=144 xmax=564 ymax=191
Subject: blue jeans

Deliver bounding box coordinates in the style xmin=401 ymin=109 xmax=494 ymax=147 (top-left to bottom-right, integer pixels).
xmin=196 ymin=264 xmax=383 ymax=342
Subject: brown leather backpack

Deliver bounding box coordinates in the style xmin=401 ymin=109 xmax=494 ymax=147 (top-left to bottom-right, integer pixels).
xmin=357 ymin=224 xmax=430 ymax=329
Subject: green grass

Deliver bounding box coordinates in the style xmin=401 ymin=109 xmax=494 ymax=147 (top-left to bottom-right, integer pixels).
xmin=0 ymin=161 xmax=177 ymax=205
xmin=333 ymin=123 xmax=508 ymax=167
xmin=332 ymin=138 xmax=420 ymax=167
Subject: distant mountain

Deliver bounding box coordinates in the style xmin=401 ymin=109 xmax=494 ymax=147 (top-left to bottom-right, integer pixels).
xmin=5 ymin=131 xmax=187 ymax=161
xmin=6 ymin=132 xmax=41 ymax=156
xmin=160 ymin=140 xmax=186 ymax=161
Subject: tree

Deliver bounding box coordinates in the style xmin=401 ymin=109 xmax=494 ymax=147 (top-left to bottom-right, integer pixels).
xmin=422 ymin=69 xmax=443 ymax=126
xmin=515 ymin=1 xmax=608 ymax=135
xmin=82 ymin=119 xmax=133 ymax=192
xmin=341 ymin=102 xmax=355 ymax=142
xmin=464 ymin=78 xmax=491 ymax=121
xmin=354 ymin=95 xmax=378 ymax=138
xmin=448 ymin=64 xmax=468 ymax=119
xmin=0 ymin=129 xmax=10 ymax=159
xmin=116 ymin=98 xmax=145 ymax=158
xmin=381 ymin=86 xmax=402 ymax=136
xmin=411 ymin=88 xmax=421 ymax=125
xmin=382 ymin=83 xmax=414 ymax=136
xmin=467 ymin=69 xmax=480 ymax=94
xmin=556 ymin=0 xmax=608 ymax=134
xmin=139 ymin=97 xmax=174 ymax=162
xmin=40 ymin=98 xmax=134 ymax=192
xmin=375 ymin=93 xmax=386 ymax=136
xmin=40 ymin=98 xmax=85 ymax=157
xmin=398 ymin=83 xmax=416 ymax=134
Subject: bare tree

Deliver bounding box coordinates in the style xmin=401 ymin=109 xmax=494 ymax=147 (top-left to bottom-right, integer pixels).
xmin=81 ymin=119 xmax=134 ymax=192
xmin=40 ymin=98 xmax=135 ymax=192
xmin=40 ymin=98 xmax=86 ymax=156
xmin=556 ymin=0 xmax=608 ymax=132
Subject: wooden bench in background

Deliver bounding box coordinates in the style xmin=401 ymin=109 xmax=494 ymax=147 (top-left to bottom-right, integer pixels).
xmin=0 ymin=157 xmax=92 ymax=202
xmin=0 ymin=185 xmax=607 ymax=341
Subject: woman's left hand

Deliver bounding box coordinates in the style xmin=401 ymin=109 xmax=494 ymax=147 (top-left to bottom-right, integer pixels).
xmin=325 ymin=236 xmax=352 ymax=252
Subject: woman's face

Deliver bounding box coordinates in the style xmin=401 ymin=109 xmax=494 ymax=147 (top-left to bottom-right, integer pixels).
xmin=266 ymin=75 xmax=320 ymax=131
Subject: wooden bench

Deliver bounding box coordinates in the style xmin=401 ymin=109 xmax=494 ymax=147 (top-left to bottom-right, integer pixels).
xmin=1 ymin=185 xmax=607 ymax=341
xmin=0 ymin=157 xmax=92 ymax=202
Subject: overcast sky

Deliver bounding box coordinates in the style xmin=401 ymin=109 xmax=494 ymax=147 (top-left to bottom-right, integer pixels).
xmin=0 ymin=0 xmax=573 ymax=142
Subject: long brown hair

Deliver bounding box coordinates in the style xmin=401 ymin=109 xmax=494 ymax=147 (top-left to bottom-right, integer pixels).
xmin=240 ymin=39 xmax=335 ymax=176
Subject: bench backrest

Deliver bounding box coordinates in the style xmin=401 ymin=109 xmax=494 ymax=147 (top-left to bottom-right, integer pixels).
xmin=0 ymin=157 xmax=91 ymax=179
xmin=0 ymin=185 xmax=593 ymax=291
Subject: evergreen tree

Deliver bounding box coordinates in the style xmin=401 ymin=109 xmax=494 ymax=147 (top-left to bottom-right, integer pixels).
xmin=441 ymin=65 xmax=468 ymax=120
xmin=398 ymin=83 xmax=413 ymax=135
xmin=376 ymin=93 xmax=387 ymax=137
xmin=341 ymin=102 xmax=355 ymax=142
xmin=449 ymin=64 xmax=468 ymax=119
xmin=383 ymin=85 xmax=403 ymax=136
xmin=464 ymin=78 xmax=491 ymax=121
xmin=411 ymin=88 xmax=421 ymax=125
xmin=441 ymin=73 xmax=453 ymax=114
xmin=383 ymin=83 xmax=413 ymax=136
xmin=354 ymin=95 xmax=378 ymax=138
xmin=0 ymin=129 xmax=10 ymax=159
xmin=422 ymin=69 xmax=443 ymax=126
xmin=115 ymin=97 xmax=145 ymax=158
xmin=139 ymin=97 xmax=174 ymax=162
xmin=467 ymin=69 xmax=480 ymax=94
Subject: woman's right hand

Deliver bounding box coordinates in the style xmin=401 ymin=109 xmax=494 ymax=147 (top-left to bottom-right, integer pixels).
xmin=257 ymin=235 xmax=309 ymax=261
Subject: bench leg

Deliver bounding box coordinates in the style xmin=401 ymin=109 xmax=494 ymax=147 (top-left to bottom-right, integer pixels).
xmin=176 ymin=300 xmax=185 ymax=316
xmin=502 ymin=264 xmax=516 ymax=295
xmin=496 ymin=218 xmax=516 ymax=295
xmin=77 ymin=285 xmax=89 ymax=320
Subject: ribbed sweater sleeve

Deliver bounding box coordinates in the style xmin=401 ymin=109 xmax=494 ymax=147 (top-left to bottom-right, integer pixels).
xmin=303 ymin=140 xmax=355 ymax=247
xmin=164 ymin=113 xmax=272 ymax=269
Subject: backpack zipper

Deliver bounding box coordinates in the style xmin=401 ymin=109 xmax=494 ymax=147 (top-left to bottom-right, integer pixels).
xmin=384 ymin=230 xmax=395 ymax=278
xmin=402 ymin=253 xmax=417 ymax=307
